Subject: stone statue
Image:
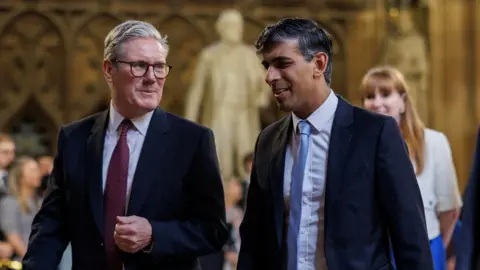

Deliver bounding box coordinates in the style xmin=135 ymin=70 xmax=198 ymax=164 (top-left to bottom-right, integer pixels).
xmin=380 ymin=9 xmax=429 ymax=122
xmin=184 ymin=9 xmax=270 ymax=179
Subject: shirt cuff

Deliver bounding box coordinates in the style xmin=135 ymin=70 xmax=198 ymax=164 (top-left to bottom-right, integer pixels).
xmin=142 ymin=240 xmax=154 ymax=253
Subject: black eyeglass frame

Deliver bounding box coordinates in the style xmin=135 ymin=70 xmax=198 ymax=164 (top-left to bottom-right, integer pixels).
xmin=113 ymin=60 xmax=173 ymax=79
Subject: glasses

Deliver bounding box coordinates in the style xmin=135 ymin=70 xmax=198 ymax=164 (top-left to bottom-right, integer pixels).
xmin=114 ymin=60 xmax=172 ymax=79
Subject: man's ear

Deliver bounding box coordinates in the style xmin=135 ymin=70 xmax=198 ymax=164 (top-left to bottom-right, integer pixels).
xmin=103 ymin=60 xmax=115 ymax=84
xmin=313 ymin=52 xmax=328 ymax=78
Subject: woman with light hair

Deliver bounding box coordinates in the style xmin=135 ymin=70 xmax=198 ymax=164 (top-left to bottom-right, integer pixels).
xmin=358 ymin=66 xmax=462 ymax=270
xmin=0 ymin=157 xmax=41 ymax=260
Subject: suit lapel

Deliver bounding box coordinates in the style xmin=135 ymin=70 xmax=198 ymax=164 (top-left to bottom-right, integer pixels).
xmin=126 ymin=108 xmax=171 ymax=216
xmin=270 ymin=115 xmax=292 ymax=248
xmin=325 ymin=96 xmax=354 ymax=211
xmin=86 ymin=110 xmax=109 ymax=239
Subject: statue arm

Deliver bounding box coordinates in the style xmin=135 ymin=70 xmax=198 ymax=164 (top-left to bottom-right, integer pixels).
xmin=185 ymin=50 xmax=209 ymax=122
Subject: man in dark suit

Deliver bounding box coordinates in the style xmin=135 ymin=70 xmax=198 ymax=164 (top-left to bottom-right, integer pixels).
xmin=23 ymin=20 xmax=228 ymax=270
xmin=455 ymin=127 xmax=480 ymax=270
xmin=237 ymin=18 xmax=433 ymax=270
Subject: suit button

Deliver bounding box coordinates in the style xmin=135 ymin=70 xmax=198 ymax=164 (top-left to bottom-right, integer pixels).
xmin=100 ymin=243 xmax=104 ymax=247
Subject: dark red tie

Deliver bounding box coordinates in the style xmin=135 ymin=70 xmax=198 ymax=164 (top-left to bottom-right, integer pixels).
xmin=104 ymin=119 xmax=132 ymax=270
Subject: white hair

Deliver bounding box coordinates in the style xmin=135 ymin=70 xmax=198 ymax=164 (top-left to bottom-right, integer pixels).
xmin=104 ymin=20 xmax=169 ymax=60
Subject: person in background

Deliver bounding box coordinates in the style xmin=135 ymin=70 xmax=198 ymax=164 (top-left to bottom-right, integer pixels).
xmin=37 ymin=155 xmax=53 ymax=177
xmin=360 ymin=66 xmax=462 ymax=270
xmin=0 ymin=133 xmax=14 ymax=264
xmin=0 ymin=157 xmax=42 ymax=260
xmin=236 ymin=152 xmax=253 ymax=211
xmin=224 ymin=178 xmax=244 ymax=270
xmin=36 ymin=155 xmax=53 ymax=197
xmin=0 ymin=133 xmax=15 ymax=188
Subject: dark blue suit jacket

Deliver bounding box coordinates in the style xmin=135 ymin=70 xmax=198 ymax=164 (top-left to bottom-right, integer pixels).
xmin=237 ymin=96 xmax=433 ymax=270
xmin=456 ymin=127 xmax=480 ymax=270
xmin=22 ymin=108 xmax=228 ymax=270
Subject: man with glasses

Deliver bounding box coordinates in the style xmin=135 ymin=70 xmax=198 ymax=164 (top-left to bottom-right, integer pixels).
xmin=23 ymin=20 xmax=228 ymax=270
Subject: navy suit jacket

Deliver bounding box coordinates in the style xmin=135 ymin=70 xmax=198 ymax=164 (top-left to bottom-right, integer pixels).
xmin=237 ymin=96 xmax=433 ymax=270
xmin=23 ymin=108 xmax=228 ymax=270
xmin=456 ymin=127 xmax=480 ymax=270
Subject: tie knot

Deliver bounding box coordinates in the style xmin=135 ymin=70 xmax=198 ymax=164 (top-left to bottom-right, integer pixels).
xmin=297 ymin=120 xmax=311 ymax=135
xmin=119 ymin=119 xmax=133 ymax=135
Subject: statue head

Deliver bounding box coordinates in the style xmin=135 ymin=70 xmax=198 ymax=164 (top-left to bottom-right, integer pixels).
xmin=215 ymin=9 xmax=244 ymax=44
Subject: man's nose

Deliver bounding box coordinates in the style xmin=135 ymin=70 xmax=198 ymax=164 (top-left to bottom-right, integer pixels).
xmin=265 ymin=66 xmax=281 ymax=85
xmin=372 ymin=96 xmax=383 ymax=107
xmin=143 ymin=66 xmax=156 ymax=82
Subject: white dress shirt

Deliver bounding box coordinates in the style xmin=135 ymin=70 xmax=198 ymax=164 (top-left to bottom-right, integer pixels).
xmin=415 ymin=128 xmax=463 ymax=239
xmin=284 ymin=90 xmax=338 ymax=270
xmin=102 ymin=102 xmax=154 ymax=210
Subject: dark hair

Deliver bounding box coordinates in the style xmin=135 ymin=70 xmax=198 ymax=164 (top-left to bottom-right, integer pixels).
xmin=255 ymin=18 xmax=334 ymax=85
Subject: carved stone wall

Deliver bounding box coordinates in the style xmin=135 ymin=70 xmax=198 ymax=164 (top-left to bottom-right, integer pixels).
xmin=0 ymin=0 xmax=382 ymax=155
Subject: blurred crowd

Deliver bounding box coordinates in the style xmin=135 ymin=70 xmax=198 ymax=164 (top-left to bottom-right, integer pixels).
xmin=0 ymin=133 xmax=71 ymax=269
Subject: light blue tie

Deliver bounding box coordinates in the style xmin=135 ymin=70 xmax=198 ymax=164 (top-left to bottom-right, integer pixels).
xmin=287 ymin=120 xmax=311 ymax=270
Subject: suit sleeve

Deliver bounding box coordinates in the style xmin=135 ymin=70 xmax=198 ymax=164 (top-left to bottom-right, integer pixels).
xmin=375 ymin=117 xmax=434 ymax=270
xmin=237 ymin=132 xmax=263 ymax=270
xmin=148 ymin=129 xmax=228 ymax=260
xmin=456 ymin=127 xmax=480 ymax=269
xmin=22 ymin=128 xmax=70 ymax=270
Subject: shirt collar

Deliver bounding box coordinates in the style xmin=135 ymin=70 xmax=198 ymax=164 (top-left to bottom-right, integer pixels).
xmin=108 ymin=101 xmax=154 ymax=135
xmin=292 ymin=89 xmax=338 ymax=134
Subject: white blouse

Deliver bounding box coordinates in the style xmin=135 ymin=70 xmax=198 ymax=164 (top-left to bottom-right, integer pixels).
xmin=415 ymin=128 xmax=463 ymax=240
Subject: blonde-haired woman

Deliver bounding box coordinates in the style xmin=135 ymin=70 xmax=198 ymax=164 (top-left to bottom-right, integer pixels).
xmin=359 ymin=66 xmax=462 ymax=270
xmin=0 ymin=156 xmax=42 ymax=259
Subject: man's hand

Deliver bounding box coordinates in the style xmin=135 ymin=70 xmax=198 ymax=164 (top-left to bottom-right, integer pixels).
xmin=114 ymin=215 xmax=152 ymax=253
